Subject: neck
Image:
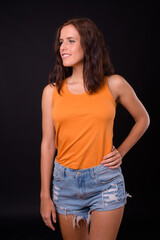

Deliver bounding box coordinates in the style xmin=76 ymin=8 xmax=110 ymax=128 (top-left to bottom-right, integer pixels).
xmin=68 ymin=63 xmax=83 ymax=83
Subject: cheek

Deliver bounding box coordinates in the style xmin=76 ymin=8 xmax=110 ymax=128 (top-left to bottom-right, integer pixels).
xmin=73 ymin=45 xmax=84 ymax=60
xmin=79 ymin=47 xmax=84 ymax=59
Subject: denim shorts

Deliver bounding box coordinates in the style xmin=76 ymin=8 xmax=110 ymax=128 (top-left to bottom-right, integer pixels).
xmin=52 ymin=158 xmax=130 ymax=228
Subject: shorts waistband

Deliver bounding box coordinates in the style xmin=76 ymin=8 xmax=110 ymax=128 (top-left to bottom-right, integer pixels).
xmin=54 ymin=157 xmax=117 ymax=176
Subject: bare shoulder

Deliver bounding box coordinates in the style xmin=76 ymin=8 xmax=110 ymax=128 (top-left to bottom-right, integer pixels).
xmin=42 ymin=83 xmax=55 ymax=106
xmin=108 ymin=74 xmax=134 ymax=99
xmin=106 ymin=74 xmax=130 ymax=101
xmin=43 ymin=83 xmax=54 ymax=95
xmin=108 ymin=74 xmax=127 ymax=89
xmin=42 ymin=83 xmax=54 ymax=98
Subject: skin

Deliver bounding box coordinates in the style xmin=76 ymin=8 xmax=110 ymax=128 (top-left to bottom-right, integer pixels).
xmin=40 ymin=24 xmax=150 ymax=238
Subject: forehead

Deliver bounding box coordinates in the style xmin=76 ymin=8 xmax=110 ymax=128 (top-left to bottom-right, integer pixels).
xmin=60 ymin=24 xmax=80 ymax=40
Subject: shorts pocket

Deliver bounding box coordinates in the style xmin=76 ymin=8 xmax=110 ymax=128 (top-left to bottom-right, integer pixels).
xmin=53 ymin=168 xmax=63 ymax=181
xmin=95 ymin=168 xmax=120 ymax=184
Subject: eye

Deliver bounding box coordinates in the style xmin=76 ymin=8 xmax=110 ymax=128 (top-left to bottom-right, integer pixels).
xmin=69 ymin=40 xmax=75 ymax=43
xmin=59 ymin=39 xmax=75 ymax=47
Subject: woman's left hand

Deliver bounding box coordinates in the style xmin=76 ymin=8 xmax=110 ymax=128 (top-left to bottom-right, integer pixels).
xmin=101 ymin=146 xmax=122 ymax=169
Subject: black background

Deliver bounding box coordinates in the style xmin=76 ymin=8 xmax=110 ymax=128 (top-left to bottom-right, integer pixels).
xmin=0 ymin=0 xmax=159 ymax=239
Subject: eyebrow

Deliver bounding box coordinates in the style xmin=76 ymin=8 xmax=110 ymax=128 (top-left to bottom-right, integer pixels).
xmin=59 ymin=37 xmax=76 ymax=41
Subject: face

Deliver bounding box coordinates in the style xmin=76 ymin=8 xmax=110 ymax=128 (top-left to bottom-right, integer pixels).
xmin=59 ymin=24 xmax=84 ymax=67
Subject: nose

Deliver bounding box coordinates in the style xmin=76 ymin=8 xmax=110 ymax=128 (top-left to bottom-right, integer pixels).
xmin=60 ymin=40 xmax=68 ymax=51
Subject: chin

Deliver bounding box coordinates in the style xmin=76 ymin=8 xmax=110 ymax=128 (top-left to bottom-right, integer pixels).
xmin=63 ymin=64 xmax=73 ymax=67
xmin=62 ymin=60 xmax=71 ymax=66
xmin=62 ymin=60 xmax=83 ymax=68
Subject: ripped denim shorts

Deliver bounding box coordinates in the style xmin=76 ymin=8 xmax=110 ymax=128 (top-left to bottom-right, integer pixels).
xmin=52 ymin=159 xmax=131 ymax=228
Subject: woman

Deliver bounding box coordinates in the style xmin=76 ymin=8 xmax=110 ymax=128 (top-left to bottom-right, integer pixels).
xmin=40 ymin=18 xmax=150 ymax=240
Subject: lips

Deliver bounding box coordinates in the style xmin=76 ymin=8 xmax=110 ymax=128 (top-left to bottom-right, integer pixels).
xmin=62 ymin=53 xmax=71 ymax=59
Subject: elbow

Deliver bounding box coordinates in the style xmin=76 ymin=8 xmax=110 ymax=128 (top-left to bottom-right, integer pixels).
xmin=141 ymin=111 xmax=150 ymax=132
xmin=135 ymin=110 xmax=150 ymax=133
xmin=41 ymin=139 xmax=56 ymax=153
xmin=144 ymin=111 xmax=150 ymax=130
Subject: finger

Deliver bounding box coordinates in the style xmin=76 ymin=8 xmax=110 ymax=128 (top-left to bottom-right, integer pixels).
xmin=102 ymin=150 xmax=117 ymax=160
xmin=108 ymin=161 xmax=122 ymax=169
xmin=51 ymin=208 xmax=57 ymax=223
xmin=103 ymin=158 xmax=121 ymax=167
xmin=45 ymin=218 xmax=55 ymax=231
xmin=101 ymin=155 xmax=118 ymax=164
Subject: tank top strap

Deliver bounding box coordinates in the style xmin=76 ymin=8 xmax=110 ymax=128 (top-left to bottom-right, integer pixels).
xmin=104 ymin=76 xmax=116 ymax=107
xmin=52 ymin=83 xmax=57 ymax=106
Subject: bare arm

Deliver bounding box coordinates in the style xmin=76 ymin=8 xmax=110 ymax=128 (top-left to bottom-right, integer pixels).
xmin=115 ymin=77 xmax=150 ymax=157
xmin=101 ymin=75 xmax=150 ymax=168
xmin=40 ymin=84 xmax=56 ymax=230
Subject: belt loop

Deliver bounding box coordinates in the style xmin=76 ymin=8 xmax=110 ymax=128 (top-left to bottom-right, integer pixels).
xmin=91 ymin=169 xmax=94 ymax=178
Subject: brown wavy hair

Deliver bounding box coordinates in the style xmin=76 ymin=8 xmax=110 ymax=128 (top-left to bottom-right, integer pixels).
xmin=49 ymin=17 xmax=115 ymax=95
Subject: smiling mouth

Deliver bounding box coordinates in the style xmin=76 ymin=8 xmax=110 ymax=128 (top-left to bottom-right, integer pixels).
xmin=62 ymin=54 xmax=71 ymax=59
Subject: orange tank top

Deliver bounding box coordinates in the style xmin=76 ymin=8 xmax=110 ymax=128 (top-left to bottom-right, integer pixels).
xmin=52 ymin=76 xmax=116 ymax=169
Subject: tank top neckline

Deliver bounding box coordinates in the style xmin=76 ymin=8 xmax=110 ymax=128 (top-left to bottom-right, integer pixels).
xmin=64 ymin=78 xmax=88 ymax=97
xmin=63 ymin=77 xmax=116 ymax=106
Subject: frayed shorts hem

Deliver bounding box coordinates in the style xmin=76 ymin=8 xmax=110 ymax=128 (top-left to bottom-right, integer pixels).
xmin=55 ymin=200 xmax=127 ymax=229
xmin=55 ymin=199 xmax=126 ymax=216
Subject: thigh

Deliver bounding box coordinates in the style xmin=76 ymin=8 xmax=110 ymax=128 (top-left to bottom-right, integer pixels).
xmin=58 ymin=213 xmax=90 ymax=240
xmin=89 ymin=206 xmax=124 ymax=240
